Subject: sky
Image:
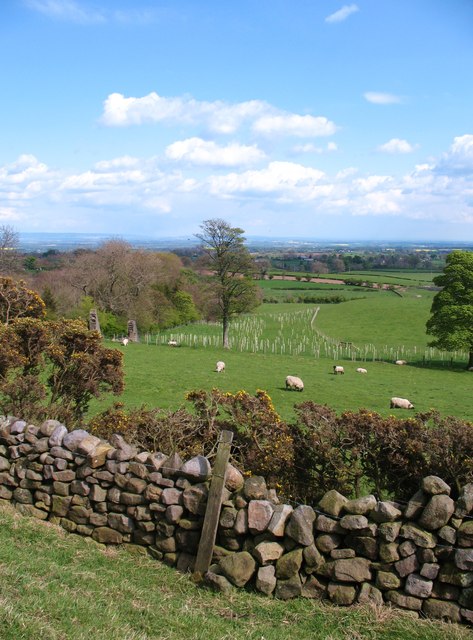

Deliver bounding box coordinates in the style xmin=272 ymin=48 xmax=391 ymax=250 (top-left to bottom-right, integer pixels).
xmin=1 ymin=0 xmax=473 ymax=241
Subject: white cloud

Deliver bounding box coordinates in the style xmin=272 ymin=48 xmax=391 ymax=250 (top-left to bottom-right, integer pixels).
xmin=253 ymin=114 xmax=337 ymax=137
xmin=25 ymin=0 xmax=105 ymax=24
xmin=94 ymin=156 xmax=140 ymax=171
xmin=364 ymin=92 xmax=403 ymax=105
xmin=378 ymin=138 xmax=416 ymax=154
xmin=165 ymin=138 xmax=265 ymax=166
xmin=435 ymin=134 xmax=473 ymax=176
xmin=293 ymin=142 xmax=338 ymax=154
xmin=101 ymin=91 xmax=337 ymax=138
xmin=325 ymin=4 xmax=359 ymax=23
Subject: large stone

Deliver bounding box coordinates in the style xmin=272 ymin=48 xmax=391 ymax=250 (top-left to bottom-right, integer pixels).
xmin=332 ymin=557 xmax=371 ymax=583
xmin=438 ymin=525 xmax=457 ymax=544
xmin=339 ymin=514 xmax=368 ymax=531
xmin=438 ymin=562 xmax=473 ymax=587
xmin=385 ymin=590 xmax=423 ymax=611
xmin=422 ymin=599 xmax=461 ymax=623
xmin=161 ymin=453 xmax=183 ymax=477
xmin=267 ymin=504 xmax=293 ymax=537
xmin=327 ymin=583 xmax=356 ymax=606
xmin=48 ymin=424 xmax=68 ymax=447
xmin=301 ymin=575 xmax=327 ymax=599
xmin=378 ymin=521 xmax=401 ymax=542
xmin=40 ymin=419 xmax=62 ymax=437
xmin=457 ymin=521 xmax=473 ymax=546
xmin=394 ymin=554 xmax=419 ymax=577
xmin=303 ymin=543 xmax=324 ymax=570
xmin=256 ymin=565 xmax=277 ymax=595
xmin=219 ymin=551 xmax=256 ymax=587
xmin=400 ymin=523 xmax=437 ymax=548
xmin=376 ymin=570 xmax=401 ymax=590
xmin=357 ymin=583 xmax=383 ymax=605
xmin=405 ymin=573 xmax=433 ymax=598
xmin=404 ymin=489 xmax=428 ymax=519
xmin=161 ymin=488 xmax=183 ymax=505
xmin=369 ymin=501 xmax=402 ymax=523
xmin=276 ymin=548 xmax=303 ymax=579
xmin=62 ymin=430 xmax=89 ymax=452
xmin=418 ymin=494 xmax=455 ymax=531
xmin=253 ymin=541 xmax=284 ymax=565
xmin=456 ymin=549 xmax=473 ymax=571
xmin=286 ymin=505 xmax=316 ymax=546
xmin=108 ymin=513 xmax=134 ymax=533
xmin=316 ymin=534 xmax=341 ymax=554
xmin=455 ymin=483 xmax=473 ymax=517
xmin=243 ymin=476 xmax=267 ymax=500
xmin=379 ymin=542 xmax=400 ymax=563
xmin=318 ymin=490 xmax=347 ymax=517
xmin=275 ymin=574 xmax=302 ymax=600
xmin=248 ymin=500 xmax=274 ymax=533
xmin=179 ymin=456 xmax=211 ymax=482
xmin=224 ymin=463 xmax=244 ymax=491
xmin=315 ymin=514 xmax=343 ymax=533
xmin=459 ymin=587 xmax=473 ymax=609
xmin=182 ymin=484 xmax=208 ymax=515
xmin=205 ymin=571 xmax=233 ymax=593
xmin=219 ymin=507 xmax=237 ymax=529
xmin=92 ymin=527 xmax=123 ymax=544
xmin=343 ymin=495 xmax=377 ymax=515
xmin=421 ymin=476 xmax=451 ymax=496
xmin=234 ymin=508 xmax=248 ymax=535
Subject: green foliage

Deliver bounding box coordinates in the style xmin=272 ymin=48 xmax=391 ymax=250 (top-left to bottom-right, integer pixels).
xmin=0 ymin=277 xmax=46 ymax=324
xmin=426 ymin=250 xmax=473 ymax=367
xmin=0 ymin=317 xmax=124 ymax=426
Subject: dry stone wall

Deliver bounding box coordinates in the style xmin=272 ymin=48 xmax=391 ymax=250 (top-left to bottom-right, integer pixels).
xmin=1 ymin=416 xmax=473 ymax=626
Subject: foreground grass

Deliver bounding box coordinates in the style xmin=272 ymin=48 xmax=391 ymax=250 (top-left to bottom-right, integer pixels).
xmin=0 ymin=503 xmax=470 ymax=640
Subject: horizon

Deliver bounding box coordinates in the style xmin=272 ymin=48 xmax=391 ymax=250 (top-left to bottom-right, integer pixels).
xmin=1 ymin=1 xmax=473 ymax=241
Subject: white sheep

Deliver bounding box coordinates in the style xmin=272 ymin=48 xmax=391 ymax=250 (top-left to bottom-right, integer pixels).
xmin=390 ymin=397 xmax=414 ymax=410
xmin=333 ymin=365 xmax=345 ymax=375
xmin=395 ymin=360 xmax=407 ymax=366
xmin=356 ymin=367 xmax=367 ymax=374
xmin=168 ymin=340 xmax=178 ymax=347
xmin=215 ymin=361 xmax=225 ymax=373
xmin=285 ymin=375 xmax=304 ymax=391
xmin=122 ymin=338 xmax=129 ymax=346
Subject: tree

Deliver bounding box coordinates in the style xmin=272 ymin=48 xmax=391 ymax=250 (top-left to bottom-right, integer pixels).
xmin=0 ymin=277 xmax=46 ymax=324
xmin=0 ymin=225 xmax=20 ymax=274
xmin=426 ymin=250 xmax=473 ymax=369
xmin=196 ymin=219 xmax=259 ymax=348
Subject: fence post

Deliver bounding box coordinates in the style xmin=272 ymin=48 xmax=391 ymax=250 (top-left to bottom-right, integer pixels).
xmin=193 ymin=429 xmax=234 ymax=582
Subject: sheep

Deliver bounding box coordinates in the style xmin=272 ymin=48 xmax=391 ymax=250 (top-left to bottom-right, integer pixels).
xmin=215 ymin=361 xmax=225 ymax=373
xmin=390 ymin=397 xmax=414 ymax=410
xmin=395 ymin=360 xmax=407 ymax=366
xmin=333 ymin=365 xmax=345 ymax=375
xmin=168 ymin=340 xmax=178 ymax=347
xmin=285 ymin=375 xmax=304 ymax=391
xmin=121 ymin=338 xmax=129 ymax=346
xmin=356 ymin=367 xmax=367 ymax=374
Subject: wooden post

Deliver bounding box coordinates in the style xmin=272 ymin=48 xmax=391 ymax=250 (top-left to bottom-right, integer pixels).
xmin=193 ymin=430 xmax=234 ymax=582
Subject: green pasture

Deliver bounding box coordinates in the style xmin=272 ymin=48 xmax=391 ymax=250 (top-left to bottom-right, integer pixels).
xmin=2 ymin=503 xmax=468 ymax=640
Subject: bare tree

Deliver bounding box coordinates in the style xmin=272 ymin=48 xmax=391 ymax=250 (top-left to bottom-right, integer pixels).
xmin=0 ymin=225 xmax=20 ymax=275
xmin=196 ymin=218 xmax=259 ymax=348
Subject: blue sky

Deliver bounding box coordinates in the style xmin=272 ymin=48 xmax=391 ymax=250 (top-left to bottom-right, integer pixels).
xmin=1 ymin=0 xmax=472 ymax=241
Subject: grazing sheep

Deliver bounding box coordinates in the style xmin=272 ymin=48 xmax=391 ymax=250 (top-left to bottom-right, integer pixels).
xmin=168 ymin=340 xmax=178 ymax=347
xmin=333 ymin=365 xmax=345 ymax=375
xmin=122 ymin=338 xmax=129 ymax=346
xmin=395 ymin=360 xmax=407 ymax=366
xmin=390 ymin=397 xmax=414 ymax=410
xmin=356 ymin=367 xmax=367 ymax=374
xmin=215 ymin=361 xmax=225 ymax=373
xmin=285 ymin=375 xmax=304 ymax=391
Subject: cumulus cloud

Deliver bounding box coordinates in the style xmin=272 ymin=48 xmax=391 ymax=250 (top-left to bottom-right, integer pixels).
xmin=165 ymin=138 xmax=266 ymax=166
xmin=378 ymin=138 xmax=416 ymax=154
xmin=435 ymin=134 xmax=473 ymax=176
xmin=101 ymin=91 xmax=337 ymax=138
xmin=325 ymin=4 xmax=359 ymax=23
xmin=364 ymin=92 xmax=403 ymax=105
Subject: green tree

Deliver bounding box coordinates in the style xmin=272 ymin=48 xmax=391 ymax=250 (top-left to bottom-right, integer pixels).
xmin=426 ymin=250 xmax=473 ymax=369
xmin=196 ymin=219 xmax=259 ymax=348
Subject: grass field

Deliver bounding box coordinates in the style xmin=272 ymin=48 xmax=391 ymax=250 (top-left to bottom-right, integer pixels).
xmin=1 ymin=503 xmax=469 ymax=640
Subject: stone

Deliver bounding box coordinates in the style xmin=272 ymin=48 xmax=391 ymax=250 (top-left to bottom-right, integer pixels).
xmin=50 ymin=447 xmax=73 ymax=461
xmin=343 ymin=495 xmax=377 ymax=515
xmin=455 ymin=549 xmax=473 ymax=571
xmin=369 ymin=501 xmax=402 ymax=523
xmin=399 ymin=540 xmax=417 ymax=558
xmin=378 ymin=521 xmax=401 ymax=542
xmin=267 ymin=504 xmax=293 ymax=537
xmin=357 ymin=583 xmax=383 ymax=605
xmin=339 ymin=514 xmax=368 ymax=531
xmin=301 ymin=575 xmax=327 ymax=599
xmin=155 ymin=537 xmax=177 ymax=553
xmin=120 ymin=492 xmax=145 ymax=506
xmin=76 ymin=435 xmax=101 ymax=456
xmin=219 ymin=506 xmax=237 ymax=529
xmin=182 ymin=484 xmax=208 ymax=515
xmin=179 ymin=455 xmax=211 ymax=482
xmin=438 ymin=562 xmax=473 ymax=587
xmin=379 ymin=542 xmax=400 ymax=563
xmin=219 ymin=551 xmax=256 ymax=587
xmin=126 ymin=477 xmax=147 ymax=494
xmin=10 ymin=420 xmax=27 ymax=435
xmin=315 ymin=514 xmax=343 ymax=533
xmin=404 ymin=489 xmax=428 ymax=519
xmin=394 ymin=554 xmax=419 ymax=578
xmin=13 ymin=488 xmax=33 ymax=504
xmin=161 ymin=488 xmax=183 ymax=505
xmin=275 ymin=574 xmax=302 ymax=600
xmin=376 ymin=570 xmax=401 ymax=590
xmin=423 ymin=599 xmax=461 ymax=623
xmin=276 ymin=548 xmax=303 ymax=579
xmin=224 ymin=463 xmax=244 ymax=491
xmin=234 ymin=508 xmax=248 ymax=535
xmin=52 ymin=470 xmax=75 ymax=482
xmin=345 ymin=535 xmax=378 ymax=560
xmin=327 ymin=583 xmax=356 ymax=606
xmin=316 ymin=534 xmax=341 ymax=554
xmin=90 ymin=485 xmax=107 ymax=502
xmin=129 ymin=461 xmax=148 ymax=479
xmin=330 ymin=548 xmax=356 ymax=560
xmin=40 ymin=419 xmax=62 ymax=437
xmin=253 ymin=541 xmax=285 ymax=565
xmin=256 ymin=565 xmax=277 ymax=595
xmin=460 ymin=608 xmax=473 ymax=623
xmin=108 ymin=513 xmax=134 ymax=533
xmin=248 ymin=500 xmax=274 ymax=534
xmin=418 ymin=494 xmax=455 ymax=531
xmin=385 ymin=590 xmax=422 ymax=611
xmin=318 ymin=490 xmax=347 ymax=517
xmin=405 ymin=573 xmax=433 ymax=598
xmin=431 ymin=582 xmax=460 ymax=600
xmin=459 ymin=587 xmax=473 ymax=609
xmin=62 ymin=430 xmax=89 ymax=452
xmin=161 ymin=452 xmax=183 ymax=477
xmin=165 ymin=505 xmax=183 ymax=524
xmin=16 ymin=503 xmax=48 ymax=520
xmin=205 ymin=571 xmax=233 ymax=593
xmin=87 ymin=443 xmax=114 ymax=469
xmin=400 ymin=523 xmax=437 ymax=548
xmin=286 ymin=505 xmax=316 ymax=546
xmin=438 ymin=525 xmax=457 ymax=544
xmin=457 ymin=521 xmax=473 ymax=546
xmin=48 ymin=425 xmax=68 ymax=447
xmin=421 ymin=475 xmax=451 ymax=496
xmin=455 ymin=483 xmax=473 ymax=517
xmin=243 ymin=476 xmax=267 ymax=500
xmin=303 ymin=543 xmax=324 ymax=570
xmin=332 ymin=558 xmax=371 ymax=583
xmin=420 ymin=563 xmax=440 ymax=580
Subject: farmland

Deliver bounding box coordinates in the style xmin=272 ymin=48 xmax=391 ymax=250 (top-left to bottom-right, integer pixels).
xmin=92 ymin=271 xmax=472 ymax=423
